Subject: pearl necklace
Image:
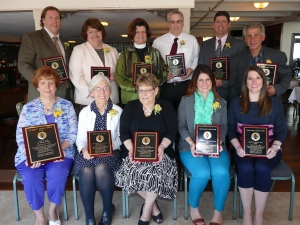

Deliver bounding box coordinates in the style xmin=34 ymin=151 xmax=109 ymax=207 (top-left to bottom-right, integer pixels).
xmin=143 ymin=106 xmax=154 ymax=116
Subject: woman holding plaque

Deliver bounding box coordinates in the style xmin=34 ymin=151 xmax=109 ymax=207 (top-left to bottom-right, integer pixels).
xmin=116 ymin=18 xmax=167 ymax=105
xmin=69 ymin=18 xmax=119 ymax=116
xmin=228 ymin=65 xmax=287 ymax=225
xmin=72 ymin=74 xmax=122 ymax=225
xmin=15 ymin=66 xmax=77 ymax=225
xmin=178 ymin=64 xmax=229 ymax=225
xmin=115 ymin=73 xmax=177 ymax=225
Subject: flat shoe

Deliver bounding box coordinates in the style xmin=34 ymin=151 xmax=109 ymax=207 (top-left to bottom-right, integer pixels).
xmin=192 ymin=218 xmax=205 ymax=225
xmin=86 ymin=218 xmax=96 ymax=225
xmin=152 ymin=200 xmax=163 ymax=224
xmin=49 ymin=211 xmax=61 ymax=225
xmin=98 ymin=204 xmax=115 ymax=225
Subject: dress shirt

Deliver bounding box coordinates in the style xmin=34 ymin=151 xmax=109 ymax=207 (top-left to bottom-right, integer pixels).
xmin=44 ymin=27 xmax=66 ymax=61
xmin=152 ymin=32 xmax=199 ymax=83
xmin=215 ymin=34 xmax=228 ymax=51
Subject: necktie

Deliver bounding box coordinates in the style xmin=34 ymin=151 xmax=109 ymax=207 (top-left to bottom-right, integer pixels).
xmin=53 ymin=37 xmax=63 ymax=56
xmin=216 ymin=39 xmax=222 ymax=57
xmin=170 ymin=38 xmax=178 ymax=55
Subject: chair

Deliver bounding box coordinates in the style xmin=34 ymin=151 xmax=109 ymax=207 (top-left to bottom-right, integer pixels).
xmin=182 ymin=164 xmax=237 ymax=220
xmin=238 ymin=160 xmax=295 ymax=220
xmin=13 ymin=171 xmax=68 ymax=221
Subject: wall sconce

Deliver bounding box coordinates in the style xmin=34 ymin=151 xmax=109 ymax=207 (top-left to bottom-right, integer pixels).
xmin=101 ymin=22 xmax=108 ymax=26
xmin=253 ymin=2 xmax=269 ymax=9
xmin=230 ymin=17 xmax=240 ymax=22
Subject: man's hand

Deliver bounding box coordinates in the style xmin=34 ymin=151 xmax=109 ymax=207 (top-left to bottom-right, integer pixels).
xmin=215 ymin=79 xmax=223 ymax=87
xmin=267 ymin=85 xmax=276 ymax=96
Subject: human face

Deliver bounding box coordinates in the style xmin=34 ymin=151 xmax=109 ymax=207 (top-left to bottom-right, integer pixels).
xmin=196 ymin=73 xmax=212 ymax=96
xmin=38 ymin=77 xmax=57 ymax=99
xmin=134 ymin=26 xmax=147 ymax=45
xmin=213 ymin=16 xmax=230 ymax=38
xmin=137 ymin=85 xmax=158 ymax=106
xmin=247 ymin=70 xmax=263 ymax=94
xmin=168 ymin=13 xmax=184 ymax=37
xmin=42 ymin=10 xmax=61 ymax=35
xmin=245 ymin=27 xmax=265 ymax=53
xmin=92 ymin=80 xmax=111 ymax=105
xmin=87 ymin=26 xmax=103 ymax=46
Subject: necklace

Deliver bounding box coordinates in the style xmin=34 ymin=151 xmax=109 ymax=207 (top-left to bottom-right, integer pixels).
xmin=40 ymin=100 xmax=57 ymax=115
xmin=143 ymin=106 xmax=154 ymax=116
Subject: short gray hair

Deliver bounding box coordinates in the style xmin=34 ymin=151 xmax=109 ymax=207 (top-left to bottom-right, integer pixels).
xmin=243 ymin=22 xmax=265 ymax=38
xmin=167 ymin=10 xmax=184 ymax=22
xmin=88 ymin=75 xmax=111 ymax=94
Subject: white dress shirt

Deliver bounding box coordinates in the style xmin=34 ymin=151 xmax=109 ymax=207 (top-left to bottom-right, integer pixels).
xmin=44 ymin=27 xmax=66 ymax=61
xmin=215 ymin=34 xmax=228 ymax=51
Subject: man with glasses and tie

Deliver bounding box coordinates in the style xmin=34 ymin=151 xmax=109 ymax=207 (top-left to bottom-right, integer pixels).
xmin=18 ymin=6 xmax=71 ymax=101
xmin=199 ymin=11 xmax=245 ymax=103
xmin=152 ymin=10 xmax=199 ymax=111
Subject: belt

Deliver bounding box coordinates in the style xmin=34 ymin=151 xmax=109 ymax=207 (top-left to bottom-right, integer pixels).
xmin=170 ymin=80 xmax=189 ymax=85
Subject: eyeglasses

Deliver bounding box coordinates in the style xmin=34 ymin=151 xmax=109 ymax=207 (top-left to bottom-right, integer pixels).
xmin=168 ymin=20 xmax=183 ymax=25
xmin=93 ymin=86 xmax=110 ymax=92
xmin=136 ymin=88 xmax=154 ymax=94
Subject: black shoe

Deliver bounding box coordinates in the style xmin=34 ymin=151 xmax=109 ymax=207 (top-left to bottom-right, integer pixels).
xmin=98 ymin=204 xmax=115 ymax=225
xmin=139 ymin=203 xmax=150 ymax=225
xmin=86 ymin=218 xmax=96 ymax=225
xmin=152 ymin=200 xmax=163 ymax=224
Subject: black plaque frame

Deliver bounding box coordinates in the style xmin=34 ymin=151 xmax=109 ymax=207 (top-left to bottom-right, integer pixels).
xmin=42 ymin=56 xmax=69 ymax=81
xmin=194 ymin=124 xmax=220 ymax=156
xmin=91 ymin=67 xmax=111 ymax=79
xmin=166 ymin=53 xmax=186 ymax=76
xmin=87 ymin=130 xmax=113 ymax=157
xmin=210 ymin=57 xmax=229 ymax=80
xmin=132 ymin=63 xmax=154 ymax=86
xmin=255 ymin=62 xmax=278 ymax=85
xmin=242 ymin=125 xmax=269 ymax=157
xmin=22 ymin=123 xmax=64 ymax=166
xmin=133 ymin=132 xmax=159 ymax=162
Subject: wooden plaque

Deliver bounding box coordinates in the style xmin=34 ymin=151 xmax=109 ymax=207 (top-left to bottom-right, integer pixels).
xmin=42 ymin=56 xmax=69 ymax=81
xmin=133 ymin=132 xmax=159 ymax=162
xmin=87 ymin=130 xmax=113 ymax=157
xmin=210 ymin=57 xmax=229 ymax=80
xmin=132 ymin=63 xmax=154 ymax=86
xmin=166 ymin=53 xmax=186 ymax=76
xmin=91 ymin=67 xmax=111 ymax=79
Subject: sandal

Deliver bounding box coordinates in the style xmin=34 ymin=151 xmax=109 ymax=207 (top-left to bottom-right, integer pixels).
xmin=139 ymin=203 xmax=149 ymax=225
xmin=152 ymin=200 xmax=163 ymax=224
xmin=192 ymin=218 xmax=205 ymax=225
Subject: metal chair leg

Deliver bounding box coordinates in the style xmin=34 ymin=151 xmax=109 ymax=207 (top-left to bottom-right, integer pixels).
xmin=63 ymin=191 xmax=68 ymax=221
xmin=173 ymin=197 xmax=177 ymax=220
xmin=233 ymin=172 xmax=237 ymax=220
xmin=13 ymin=173 xmax=20 ymax=221
xmin=73 ymin=176 xmax=79 ymax=220
xmin=289 ymin=173 xmax=295 ymax=220
xmin=184 ymin=169 xmax=188 ymax=220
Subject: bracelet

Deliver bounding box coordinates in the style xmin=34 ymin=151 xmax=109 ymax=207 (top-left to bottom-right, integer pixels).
xmin=160 ymin=143 xmax=166 ymax=149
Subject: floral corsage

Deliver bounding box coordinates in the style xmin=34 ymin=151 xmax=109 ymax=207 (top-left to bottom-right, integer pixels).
xmin=266 ymin=59 xmax=272 ymax=63
xmin=109 ymin=109 xmax=118 ymax=119
xmin=212 ymin=102 xmax=221 ymax=112
xmin=104 ymin=47 xmax=110 ymax=53
xmin=63 ymin=42 xmax=69 ymax=49
xmin=53 ymin=108 xmax=64 ymax=117
xmin=145 ymin=55 xmax=152 ymax=64
xmin=224 ymin=42 xmax=231 ymax=50
xmin=180 ymin=40 xmax=185 ymax=47
xmin=154 ymin=104 xmax=162 ymax=115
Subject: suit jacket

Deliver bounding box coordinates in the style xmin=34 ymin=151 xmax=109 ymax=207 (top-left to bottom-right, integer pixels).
xmin=229 ymin=46 xmax=292 ymax=102
xmin=18 ymin=28 xmax=71 ymax=101
xmin=177 ymin=94 xmax=227 ymax=152
xmin=199 ymin=35 xmax=245 ymax=102
xmin=69 ymin=42 xmax=119 ymax=105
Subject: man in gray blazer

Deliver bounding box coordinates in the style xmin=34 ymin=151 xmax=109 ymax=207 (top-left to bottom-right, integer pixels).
xmin=18 ymin=6 xmax=71 ymax=101
xmin=199 ymin=11 xmax=245 ymax=102
xmin=229 ymin=22 xmax=292 ymax=102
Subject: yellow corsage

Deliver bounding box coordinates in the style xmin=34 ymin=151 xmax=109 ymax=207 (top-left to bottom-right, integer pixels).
xmin=145 ymin=55 xmax=152 ymax=64
xmin=180 ymin=40 xmax=185 ymax=47
xmin=224 ymin=42 xmax=231 ymax=50
xmin=154 ymin=104 xmax=162 ymax=115
xmin=63 ymin=42 xmax=69 ymax=49
xmin=266 ymin=59 xmax=272 ymax=63
xmin=104 ymin=47 xmax=110 ymax=53
xmin=53 ymin=108 xmax=64 ymax=118
xmin=109 ymin=109 xmax=118 ymax=119
xmin=212 ymin=102 xmax=221 ymax=112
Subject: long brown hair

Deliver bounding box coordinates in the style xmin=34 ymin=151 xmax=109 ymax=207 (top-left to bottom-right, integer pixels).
xmin=240 ymin=65 xmax=272 ymax=116
xmin=186 ymin=64 xmax=220 ymax=99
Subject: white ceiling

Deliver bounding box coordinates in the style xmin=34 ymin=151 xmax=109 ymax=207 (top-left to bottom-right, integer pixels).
xmin=0 ymin=0 xmax=299 ymax=43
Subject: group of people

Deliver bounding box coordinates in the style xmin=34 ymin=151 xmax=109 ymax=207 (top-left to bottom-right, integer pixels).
xmin=14 ymin=5 xmax=291 ymax=225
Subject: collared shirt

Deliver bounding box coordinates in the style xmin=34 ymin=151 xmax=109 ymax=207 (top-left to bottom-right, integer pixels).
xmin=249 ymin=47 xmax=264 ymax=65
xmin=152 ymin=32 xmax=199 ymax=83
xmin=215 ymin=34 xmax=228 ymax=51
xmin=44 ymin=26 xmax=66 ymax=61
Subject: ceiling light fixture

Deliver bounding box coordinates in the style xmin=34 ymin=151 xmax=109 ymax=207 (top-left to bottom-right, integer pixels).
xmin=101 ymin=22 xmax=108 ymax=26
xmin=67 ymin=40 xmax=76 ymax=43
xmin=230 ymin=17 xmax=240 ymax=22
xmin=121 ymin=34 xmax=128 ymax=37
xmin=253 ymin=2 xmax=269 ymax=9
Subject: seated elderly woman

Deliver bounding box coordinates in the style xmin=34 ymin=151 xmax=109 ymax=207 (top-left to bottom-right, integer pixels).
xmin=69 ymin=17 xmax=119 ymax=115
xmin=228 ymin=65 xmax=287 ymax=225
xmin=115 ymin=73 xmax=178 ymax=225
xmin=72 ymin=74 xmax=122 ymax=225
xmin=178 ymin=64 xmax=229 ymax=225
xmin=15 ymin=66 xmax=77 ymax=225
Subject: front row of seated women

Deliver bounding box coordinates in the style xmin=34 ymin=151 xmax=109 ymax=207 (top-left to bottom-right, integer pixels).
xmin=15 ymin=64 xmax=286 ymax=225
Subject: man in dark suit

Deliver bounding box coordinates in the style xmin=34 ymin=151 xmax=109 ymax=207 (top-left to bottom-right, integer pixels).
xmin=199 ymin=11 xmax=245 ymax=102
xmin=18 ymin=6 xmax=71 ymax=101
xmin=229 ymin=22 xmax=292 ymax=102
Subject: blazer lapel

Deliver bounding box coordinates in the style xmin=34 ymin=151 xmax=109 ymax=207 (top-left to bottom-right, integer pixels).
xmin=210 ymin=37 xmax=217 ymax=58
xmin=85 ymin=42 xmax=104 ymax=66
xmin=41 ymin=29 xmax=59 ymax=56
xmin=187 ymin=95 xmax=195 ymax=133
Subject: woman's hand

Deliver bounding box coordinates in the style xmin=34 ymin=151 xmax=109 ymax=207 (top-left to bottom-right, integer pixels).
xmin=209 ymin=142 xmax=223 ymax=158
xmin=236 ymin=146 xmax=245 ymax=157
xmin=110 ymin=73 xmax=116 ymax=82
xmin=267 ymin=145 xmax=278 ymax=159
xmin=155 ymin=145 xmax=165 ymax=163
xmin=25 ymin=161 xmax=43 ymax=168
xmin=128 ymin=148 xmax=139 ymax=164
xmin=82 ymin=148 xmax=94 ymax=160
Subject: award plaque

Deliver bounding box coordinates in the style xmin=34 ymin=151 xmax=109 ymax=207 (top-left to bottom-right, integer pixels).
xmin=87 ymin=130 xmax=113 ymax=157
xmin=166 ymin=53 xmax=186 ymax=76
xmin=22 ymin=123 xmax=64 ymax=166
xmin=132 ymin=63 xmax=154 ymax=86
xmin=133 ymin=132 xmax=159 ymax=162
xmin=194 ymin=124 xmax=220 ymax=156
xmin=91 ymin=67 xmax=111 ymax=79
xmin=210 ymin=57 xmax=229 ymax=80
xmin=242 ymin=125 xmax=269 ymax=157
xmin=256 ymin=63 xmax=278 ymax=85
xmin=42 ymin=56 xmax=69 ymax=81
